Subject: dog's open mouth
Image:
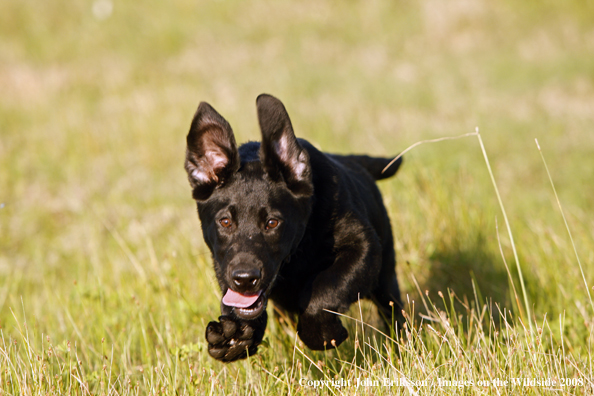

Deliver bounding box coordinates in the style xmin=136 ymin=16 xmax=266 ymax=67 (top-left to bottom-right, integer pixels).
xmin=222 ymin=289 xmax=266 ymax=320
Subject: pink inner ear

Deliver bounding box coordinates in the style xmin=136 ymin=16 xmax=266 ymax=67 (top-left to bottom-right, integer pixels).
xmin=206 ymin=150 xmax=229 ymax=173
xmin=199 ymin=130 xmax=232 ymax=182
xmin=273 ymin=135 xmax=307 ymax=179
xmin=274 ymin=134 xmax=289 ymax=160
xmin=191 ymin=168 xmax=210 ymax=183
xmin=188 ymin=148 xmax=229 ymax=185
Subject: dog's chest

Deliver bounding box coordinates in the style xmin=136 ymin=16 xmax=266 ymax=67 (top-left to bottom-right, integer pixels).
xmin=268 ymin=241 xmax=335 ymax=312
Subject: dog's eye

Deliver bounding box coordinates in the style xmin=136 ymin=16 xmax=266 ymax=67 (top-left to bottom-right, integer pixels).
xmin=266 ymin=219 xmax=279 ymax=230
xmin=219 ymin=218 xmax=232 ymax=228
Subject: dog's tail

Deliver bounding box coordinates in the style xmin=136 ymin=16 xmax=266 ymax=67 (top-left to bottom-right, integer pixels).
xmin=339 ymin=154 xmax=403 ymax=181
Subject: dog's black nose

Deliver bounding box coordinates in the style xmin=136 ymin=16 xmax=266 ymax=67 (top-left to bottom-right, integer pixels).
xmin=231 ymin=268 xmax=261 ymax=290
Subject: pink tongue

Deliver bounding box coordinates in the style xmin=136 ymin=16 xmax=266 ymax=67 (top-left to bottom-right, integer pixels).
xmin=222 ymin=289 xmax=261 ymax=308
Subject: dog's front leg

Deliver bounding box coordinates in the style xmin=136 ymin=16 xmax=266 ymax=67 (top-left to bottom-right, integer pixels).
xmin=297 ymin=231 xmax=382 ymax=350
xmin=205 ymin=311 xmax=267 ymax=362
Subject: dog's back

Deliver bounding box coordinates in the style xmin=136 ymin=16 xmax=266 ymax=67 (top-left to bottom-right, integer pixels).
xmin=330 ymin=153 xmax=402 ymax=181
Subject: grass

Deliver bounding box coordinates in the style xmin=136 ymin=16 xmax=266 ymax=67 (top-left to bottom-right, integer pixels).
xmin=1 ymin=0 xmax=594 ymax=394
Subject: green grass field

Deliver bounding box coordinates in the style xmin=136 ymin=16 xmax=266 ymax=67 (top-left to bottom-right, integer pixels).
xmin=1 ymin=0 xmax=593 ymax=394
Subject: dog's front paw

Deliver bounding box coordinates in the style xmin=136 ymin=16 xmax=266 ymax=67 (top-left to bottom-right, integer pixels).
xmin=205 ymin=315 xmax=264 ymax=362
xmin=297 ymin=314 xmax=348 ymax=351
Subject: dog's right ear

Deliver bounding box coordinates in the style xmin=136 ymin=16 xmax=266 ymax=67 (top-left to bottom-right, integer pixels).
xmin=185 ymin=102 xmax=240 ymax=201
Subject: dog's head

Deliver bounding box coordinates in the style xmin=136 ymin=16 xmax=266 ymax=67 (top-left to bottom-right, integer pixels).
xmin=185 ymin=94 xmax=313 ymax=320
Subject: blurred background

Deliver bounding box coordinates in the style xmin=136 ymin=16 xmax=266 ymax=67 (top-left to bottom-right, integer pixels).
xmin=1 ymin=0 xmax=593 ymax=350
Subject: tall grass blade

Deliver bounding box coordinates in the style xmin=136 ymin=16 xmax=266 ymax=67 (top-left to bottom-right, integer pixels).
xmin=475 ymin=128 xmax=533 ymax=334
xmin=535 ymin=139 xmax=594 ymax=314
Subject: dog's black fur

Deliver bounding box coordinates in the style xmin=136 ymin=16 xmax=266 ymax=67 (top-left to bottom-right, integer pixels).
xmin=185 ymin=94 xmax=404 ymax=362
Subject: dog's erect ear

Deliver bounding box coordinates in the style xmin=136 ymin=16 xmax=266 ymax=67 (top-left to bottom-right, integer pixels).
xmin=257 ymin=94 xmax=313 ymax=197
xmin=185 ymin=102 xmax=240 ymax=200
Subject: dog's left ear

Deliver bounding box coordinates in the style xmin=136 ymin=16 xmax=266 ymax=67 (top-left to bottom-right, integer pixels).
xmin=185 ymin=102 xmax=240 ymax=200
xmin=257 ymin=94 xmax=313 ymax=197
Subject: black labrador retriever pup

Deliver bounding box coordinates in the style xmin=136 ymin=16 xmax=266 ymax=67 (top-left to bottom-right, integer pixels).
xmin=184 ymin=94 xmax=404 ymax=362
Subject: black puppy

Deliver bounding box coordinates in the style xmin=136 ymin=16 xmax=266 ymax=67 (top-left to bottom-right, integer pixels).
xmin=184 ymin=94 xmax=404 ymax=362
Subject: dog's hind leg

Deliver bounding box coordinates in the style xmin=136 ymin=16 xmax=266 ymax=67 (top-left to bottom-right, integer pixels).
xmin=371 ymin=243 xmax=405 ymax=332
